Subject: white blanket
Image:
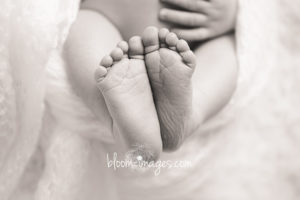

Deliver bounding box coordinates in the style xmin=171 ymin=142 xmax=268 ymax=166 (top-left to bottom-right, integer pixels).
xmin=1 ymin=0 xmax=300 ymax=199
xmin=0 ymin=0 xmax=79 ymax=199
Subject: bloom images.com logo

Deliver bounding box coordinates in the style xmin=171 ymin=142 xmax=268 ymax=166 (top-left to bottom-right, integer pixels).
xmin=106 ymin=152 xmax=192 ymax=176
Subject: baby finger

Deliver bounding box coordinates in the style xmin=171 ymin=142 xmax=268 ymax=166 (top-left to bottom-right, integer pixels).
xmin=159 ymin=9 xmax=207 ymax=27
xmin=172 ymin=28 xmax=211 ymax=41
xmin=160 ymin=0 xmax=210 ymax=13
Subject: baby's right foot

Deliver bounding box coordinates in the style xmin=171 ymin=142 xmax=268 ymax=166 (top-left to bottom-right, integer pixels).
xmin=142 ymin=27 xmax=196 ymax=151
xmin=95 ymin=37 xmax=162 ymax=161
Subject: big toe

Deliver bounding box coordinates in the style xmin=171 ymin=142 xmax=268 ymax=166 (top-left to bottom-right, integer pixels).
xmin=128 ymin=36 xmax=144 ymax=60
xmin=142 ymin=26 xmax=160 ymax=54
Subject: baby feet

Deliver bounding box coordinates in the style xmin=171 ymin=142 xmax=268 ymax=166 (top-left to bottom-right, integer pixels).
xmin=95 ymin=37 xmax=162 ymax=162
xmin=142 ymin=27 xmax=196 ymax=151
xmin=95 ymin=26 xmax=196 ymax=156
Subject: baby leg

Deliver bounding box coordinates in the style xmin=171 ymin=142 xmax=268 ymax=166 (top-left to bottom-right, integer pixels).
xmin=95 ymin=37 xmax=162 ymax=162
xmin=64 ymin=10 xmax=123 ymax=139
xmin=190 ymin=33 xmax=238 ymax=131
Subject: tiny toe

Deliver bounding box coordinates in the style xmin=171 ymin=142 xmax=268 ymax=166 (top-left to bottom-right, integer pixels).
xmin=176 ymin=39 xmax=190 ymax=53
xmin=110 ymin=47 xmax=124 ymax=62
xmin=94 ymin=66 xmax=108 ymax=83
xmin=129 ymin=36 xmax=144 ymax=59
xmin=158 ymin=28 xmax=169 ymax=46
xmin=166 ymin=32 xmax=179 ymax=50
xmin=180 ymin=50 xmax=196 ymax=68
xmin=142 ymin=26 xmax=160 ymax=54
xmin=100 ymin=55 xmax=113 ymax=68
xmin=117 ymin=41 xmax=129 ymax=54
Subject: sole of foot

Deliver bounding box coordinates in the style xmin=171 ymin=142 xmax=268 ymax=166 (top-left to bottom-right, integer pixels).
xmin=95 ymin=37 xmax=162 ymax=162
xmin=142 ymin=26 xmax=196 ymax=151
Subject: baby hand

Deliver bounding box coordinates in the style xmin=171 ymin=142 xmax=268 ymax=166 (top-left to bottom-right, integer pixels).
xmin=159 ymin=0 xmax=237 ymax=41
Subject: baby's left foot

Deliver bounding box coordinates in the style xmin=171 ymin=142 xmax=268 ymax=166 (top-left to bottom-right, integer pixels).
xmin=142 ymin=27 xmax=196 ymax=151
xmin=95 ymin=38 xmax=162 ymax=161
